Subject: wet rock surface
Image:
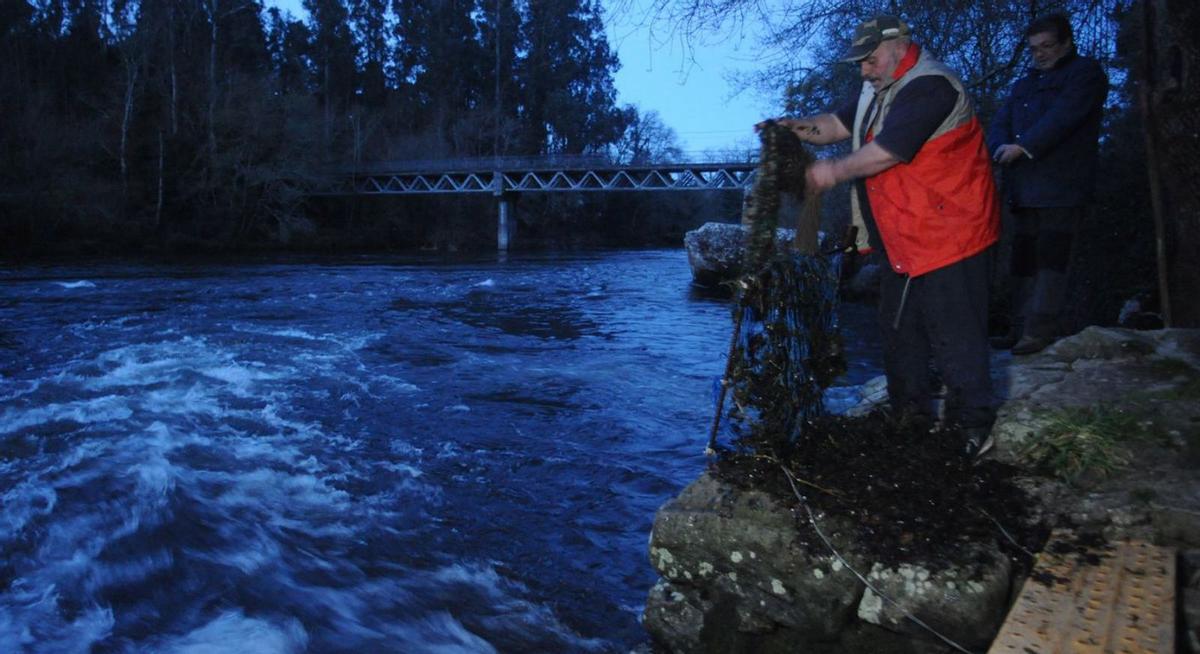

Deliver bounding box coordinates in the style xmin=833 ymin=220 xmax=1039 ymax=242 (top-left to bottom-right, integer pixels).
xmin=684 ymin=222 xmax=790 ymax=288
xmin=683 ymin=222 xmax=811 ymax=288
xmin=644 ymin=327 xmax=1200 ymax=653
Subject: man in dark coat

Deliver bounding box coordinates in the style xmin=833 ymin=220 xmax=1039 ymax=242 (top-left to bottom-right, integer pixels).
xmin=987 ymin=13 xmax=1108 ymax=355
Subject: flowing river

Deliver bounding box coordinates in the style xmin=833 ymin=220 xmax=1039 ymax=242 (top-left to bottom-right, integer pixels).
xmin=0 ymin=249 xmax=881 ymax=653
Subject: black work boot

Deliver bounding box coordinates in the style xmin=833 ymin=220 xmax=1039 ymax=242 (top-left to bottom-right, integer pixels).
xmin=1011 ymin=334 xmax=1053 ymax=356
xmin=964 ymin=426 xmax=995 ymax=460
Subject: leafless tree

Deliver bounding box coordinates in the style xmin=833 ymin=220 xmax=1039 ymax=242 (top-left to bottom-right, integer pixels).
xmin=618 ymin=0 xmax=1130 ymax=121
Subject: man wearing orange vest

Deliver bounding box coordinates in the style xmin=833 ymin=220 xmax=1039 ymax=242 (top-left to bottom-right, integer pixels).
xmin=764 ymin=15 xmax=1001 ymax=456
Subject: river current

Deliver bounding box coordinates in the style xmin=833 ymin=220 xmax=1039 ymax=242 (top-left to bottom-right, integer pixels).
xmin=0 ymin=249 xmax=881 ymax=653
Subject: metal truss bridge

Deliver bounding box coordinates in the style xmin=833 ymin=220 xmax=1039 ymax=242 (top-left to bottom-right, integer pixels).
xmin=321 ymin=155 xmax=758 ymax=196
xmin=317 ymin=155 xmax=758 ymax=250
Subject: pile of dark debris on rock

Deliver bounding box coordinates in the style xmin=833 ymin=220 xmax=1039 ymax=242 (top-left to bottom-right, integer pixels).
xmin=712 ymin=410 xmax=1051 ymax=573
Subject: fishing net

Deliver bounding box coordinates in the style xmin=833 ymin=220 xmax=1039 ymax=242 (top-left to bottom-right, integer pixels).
xmin=709 ymin=121 xmax=845 ymax=459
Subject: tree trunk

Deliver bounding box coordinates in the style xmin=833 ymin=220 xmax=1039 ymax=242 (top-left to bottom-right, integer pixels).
xmin=1143 ymin=0 xmax=1200 ymax=326
xmin=169 ymin=3 xmax=178 ymax=136
xmin=121 ymin=59 xmax=138 ymax=200
xmin=1140 ymin=0 xmax=1172 ymax=326
xmin=323 ymin=60 xmax=331 ymax=145
xmin=155 ymin=129 xmax=165 ymax=228
xmin=208 ymin=0 xmax=218 ymax=162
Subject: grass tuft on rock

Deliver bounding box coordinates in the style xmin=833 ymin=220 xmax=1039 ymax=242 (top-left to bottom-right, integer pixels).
xmin=1020 ymin=406 xmax=1149 ymax=483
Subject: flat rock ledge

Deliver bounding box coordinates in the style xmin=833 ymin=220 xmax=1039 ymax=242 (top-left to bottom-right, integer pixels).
xmin=644 ymin=472 xmax=1010 ymax=654
xmin=643 ymin=327 xmax=1200 ymax=653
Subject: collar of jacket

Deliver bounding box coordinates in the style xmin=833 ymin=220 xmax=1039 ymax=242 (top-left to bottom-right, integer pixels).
xmin=1029 ymin=50 xmax=1079 ymax=75
xmin=878 ymin=42 xmax=922 ymax=93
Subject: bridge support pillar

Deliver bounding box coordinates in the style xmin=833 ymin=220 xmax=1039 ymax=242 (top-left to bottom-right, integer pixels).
xmin=497 ymin=194 xmax=514 ymax=251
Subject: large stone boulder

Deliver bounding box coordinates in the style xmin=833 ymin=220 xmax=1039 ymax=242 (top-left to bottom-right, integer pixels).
xmin=855 ymin=549 xmax=1011 ymax=650
xmin=683 ymin=222 xmax=806 ymax=288
xmin=985 ymin=326 xmax=1200 ymax=549
xmin=991 ymin=326 xmax=1200 ymax=465
xmin=643 ymin=473 xmax=1013 ymax=653
xmin=844 ymin=260 xmax=883 ymax=298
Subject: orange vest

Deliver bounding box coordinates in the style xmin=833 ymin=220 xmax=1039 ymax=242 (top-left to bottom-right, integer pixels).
xmin=851 ymin=45 xmax=1000 ymax=277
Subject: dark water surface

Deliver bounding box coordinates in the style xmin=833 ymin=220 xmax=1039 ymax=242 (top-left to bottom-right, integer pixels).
xmin=0 ymin=250 xmax=880 ymax=653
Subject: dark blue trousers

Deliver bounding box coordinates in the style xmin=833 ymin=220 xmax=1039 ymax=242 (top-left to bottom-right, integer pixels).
xmin=1010 ymin=206 xmax=1081 ymax=339
xmin=878 ymin=247 xmax=995 ymax=429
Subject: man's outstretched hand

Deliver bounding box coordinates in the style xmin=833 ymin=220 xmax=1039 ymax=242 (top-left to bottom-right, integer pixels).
xmin=755 ymin=117 xmax=822 ymax=142
xmin=805 ymin=160 xmax=838 ymax=194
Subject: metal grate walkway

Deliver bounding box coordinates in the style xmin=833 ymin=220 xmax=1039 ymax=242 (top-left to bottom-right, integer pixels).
xmin=989 ymin=529 xmax=1175 ymax=654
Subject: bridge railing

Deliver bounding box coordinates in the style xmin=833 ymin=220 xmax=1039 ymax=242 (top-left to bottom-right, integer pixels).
xmin=332 ymin=152 xmax=758 ymax=175
xmin=318 ymin=155 xmax=760 ymax=196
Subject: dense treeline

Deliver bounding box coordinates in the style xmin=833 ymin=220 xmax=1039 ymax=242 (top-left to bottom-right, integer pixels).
xmin=0 ymin=0 xmax=731 ymax=256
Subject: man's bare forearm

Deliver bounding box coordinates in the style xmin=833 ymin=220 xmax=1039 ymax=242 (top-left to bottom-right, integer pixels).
xmin=775 ymin=114 xmax=851 ymax=145
xmin=807 ymin=142 xmax=902 ymax=193
xmin=828 ymin=142 xmax=901 ymax=182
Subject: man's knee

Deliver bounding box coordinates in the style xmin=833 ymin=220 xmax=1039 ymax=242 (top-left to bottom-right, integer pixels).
xmin=1011 ymin=234 xmax=1038 ymax=277
xmin=1034 ymin=229 xmax=1074 ymax=272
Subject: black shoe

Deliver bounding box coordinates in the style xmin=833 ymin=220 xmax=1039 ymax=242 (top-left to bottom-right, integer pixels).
xmin=964 ymin=428 xmax=995 ymax=460
xmin=1011 ymin=335 xmax=1053 ymax=356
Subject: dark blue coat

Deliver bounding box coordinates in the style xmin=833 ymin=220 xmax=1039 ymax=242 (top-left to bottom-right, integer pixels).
xmin=987 ymin=53 xmax=1108 ymax=208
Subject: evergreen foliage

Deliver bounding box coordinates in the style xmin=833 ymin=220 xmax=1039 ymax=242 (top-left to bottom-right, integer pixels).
xmin=0 ymin=0 xmax=696 ymax=256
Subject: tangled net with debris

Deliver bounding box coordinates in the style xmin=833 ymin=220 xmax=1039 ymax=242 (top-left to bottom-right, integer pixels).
xmin=716 ymin=120 xmax=844 ymax=458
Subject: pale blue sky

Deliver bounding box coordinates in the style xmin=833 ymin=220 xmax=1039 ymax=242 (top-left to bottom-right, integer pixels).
xmin=603 ymin=2 xmax=770 ymax=156
xmin=266 ymin=0 xmax=771 ymax=155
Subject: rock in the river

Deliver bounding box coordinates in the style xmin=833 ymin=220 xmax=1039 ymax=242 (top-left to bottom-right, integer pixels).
xmin=683 ymin=222 xmax=805 ymax=288
xmin=844 ymin=260 xmax=882 ymax=298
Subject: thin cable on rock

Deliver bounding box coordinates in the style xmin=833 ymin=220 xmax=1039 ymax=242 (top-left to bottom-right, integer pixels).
xmin=781 ymin=465 xmax=979 ymax=654
xmin=977 ymin=507 xmax=1036 ymax=559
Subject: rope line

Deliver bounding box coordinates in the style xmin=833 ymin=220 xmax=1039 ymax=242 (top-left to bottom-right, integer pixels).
xmin=977 ymin=508 xmax=1036 ymax=558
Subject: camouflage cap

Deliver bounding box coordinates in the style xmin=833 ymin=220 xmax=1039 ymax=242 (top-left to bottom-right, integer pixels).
xmin=839 ymin=15 xmax=911 ymax=63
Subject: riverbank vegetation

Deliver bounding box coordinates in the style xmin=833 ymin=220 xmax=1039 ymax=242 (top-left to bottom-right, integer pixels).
xmin=0 ymin=0 xmax=738 ymax=258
